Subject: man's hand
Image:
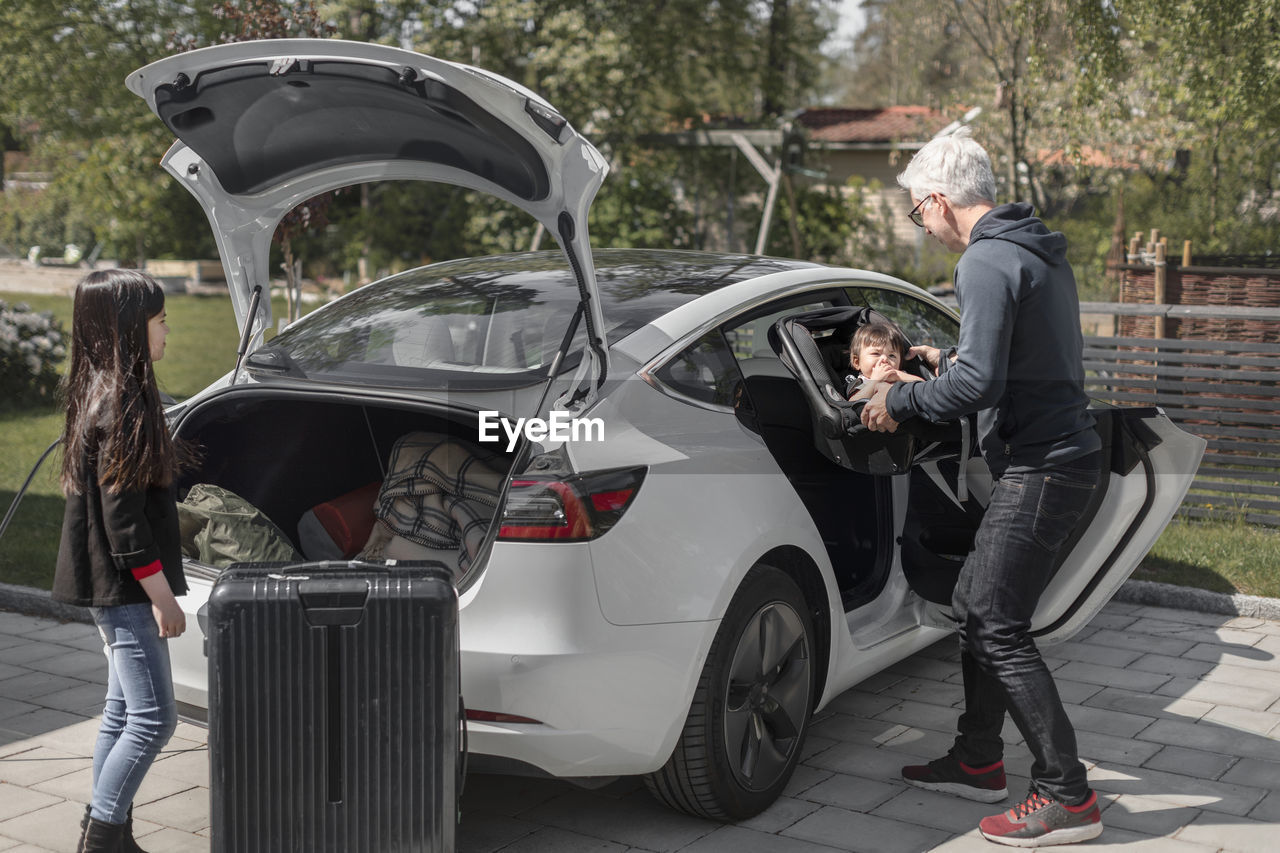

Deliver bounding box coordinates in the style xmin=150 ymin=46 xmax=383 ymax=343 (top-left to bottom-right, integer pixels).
xmin=860 ymin=381 xmax=900 ymax=433
xmin=908 ymin=345 xmax=942 ymax=374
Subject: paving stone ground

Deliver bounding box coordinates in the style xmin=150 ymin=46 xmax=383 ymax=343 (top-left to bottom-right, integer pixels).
xmin=2 ymin=601 xmax=1278 ymax=852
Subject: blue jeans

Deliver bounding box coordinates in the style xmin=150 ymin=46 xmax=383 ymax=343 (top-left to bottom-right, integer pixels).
xmin=949 ymin=451 xmax=1101 ymax=806
xmin=90 ymin=602 xmax=178 ymax=824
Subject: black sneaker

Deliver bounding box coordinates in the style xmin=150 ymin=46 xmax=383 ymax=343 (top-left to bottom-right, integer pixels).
xmin=901 ymin=753 xmax=1008 ymax=803
xmin=979 ymin=788 xmax=1103 ymax=847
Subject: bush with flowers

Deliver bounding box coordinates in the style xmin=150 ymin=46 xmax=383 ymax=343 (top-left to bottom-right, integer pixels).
xmin=0 ymin=300 xmax=66 ymax=408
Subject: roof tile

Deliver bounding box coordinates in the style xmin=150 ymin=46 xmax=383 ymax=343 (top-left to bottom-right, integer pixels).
xmin=797 ymin=106 xmax=948 ymax=144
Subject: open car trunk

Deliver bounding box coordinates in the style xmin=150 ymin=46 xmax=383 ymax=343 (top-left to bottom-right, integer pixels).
xmin=172 ymin=388 xmax=517 ymax=583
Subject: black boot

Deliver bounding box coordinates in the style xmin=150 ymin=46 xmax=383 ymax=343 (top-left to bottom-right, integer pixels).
xmin=75 ymin=805 xmax=91 ymax=853
xmin=82 ymin=816 xmax=126 ymax=853
xmin=121 ymin=805 xmax=149 ymax=853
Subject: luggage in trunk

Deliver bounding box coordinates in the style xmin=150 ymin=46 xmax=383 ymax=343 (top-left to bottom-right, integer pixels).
xmin=175 ymin=394 xmax=518 ymax=582
xmin=207 ymin=560 xmax=460 ymax=853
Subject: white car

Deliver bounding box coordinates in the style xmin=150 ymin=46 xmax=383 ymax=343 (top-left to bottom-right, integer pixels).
xmin=126 ymin=39 xmax=1205 ymax=819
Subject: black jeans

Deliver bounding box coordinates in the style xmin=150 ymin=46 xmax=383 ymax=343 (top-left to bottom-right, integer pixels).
xmin=949 ymin=450 xmax=1102 ymax=806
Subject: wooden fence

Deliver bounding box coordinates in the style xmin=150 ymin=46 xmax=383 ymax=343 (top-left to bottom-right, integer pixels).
xmin=1082 ymin=327 xmax=1280 ymax=527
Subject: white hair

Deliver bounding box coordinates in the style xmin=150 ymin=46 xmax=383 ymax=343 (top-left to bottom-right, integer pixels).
xmin=896 ymin=126 xmax=997 ymax=208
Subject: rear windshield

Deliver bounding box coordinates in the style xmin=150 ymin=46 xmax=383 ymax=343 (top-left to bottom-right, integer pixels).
xmin=262 ymin=250 xmax=806 ymax=389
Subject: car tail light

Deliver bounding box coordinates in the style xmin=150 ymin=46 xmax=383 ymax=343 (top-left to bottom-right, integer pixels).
xmin=498 ymin=467 xmax=646 ymax=541
xmin=465 ymin=709 xmax=543 ymax=725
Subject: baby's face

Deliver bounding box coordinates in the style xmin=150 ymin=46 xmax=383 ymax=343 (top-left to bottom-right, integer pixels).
xmin=852 ymin=343 xmax=902 ymax=378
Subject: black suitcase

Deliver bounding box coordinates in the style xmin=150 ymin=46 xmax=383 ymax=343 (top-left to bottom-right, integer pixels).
xmin=207 ymin=560 xmax=460 ymax=853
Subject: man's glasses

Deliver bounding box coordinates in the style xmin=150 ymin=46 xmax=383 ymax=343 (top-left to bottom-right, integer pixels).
xmin=908 ymin=194 xmax=933 ymax=227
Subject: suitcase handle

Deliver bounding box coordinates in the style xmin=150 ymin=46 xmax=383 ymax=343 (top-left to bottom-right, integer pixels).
xmin=229 ymin=559 xmax=395 ymax=575
xmin=298 ymin=579 xmax=369 ymax=626
xmin=228 ymin=559 xmax=451 ymax=578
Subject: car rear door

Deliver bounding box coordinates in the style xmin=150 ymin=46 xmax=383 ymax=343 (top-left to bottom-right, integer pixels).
xmin=779 ymin=281 xmax=1207 ymax=642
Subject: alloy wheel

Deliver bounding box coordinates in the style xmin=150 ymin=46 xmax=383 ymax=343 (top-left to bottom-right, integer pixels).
xmin=722 ymin=600 xmax=811 ymax=791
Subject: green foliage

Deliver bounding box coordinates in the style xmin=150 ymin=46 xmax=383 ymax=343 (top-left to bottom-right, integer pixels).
xmin=0 ymin=0 xmax=224 ymax=265
xmin=0 ymin=184 xmax=96 ymax=260
xmin=412 ymin=0 xmax=832 ymax=142
xmin=589 ymin=156 xmax=697 ymax=250
xmin=843 ymin=0 xmax=1280 ymax=301
xmin=1115 ymin=0 xmax=1280 ymax=137
xmin=0 ymin=0 xmax=841 ymax=276
xmin=766 ymin=178 xmax=855 ymax=261
xmin=0 ymin=300 xmax=66 ymax=409
xmin=758 ymin=176 xmax=953 ymax=288
xmin=59 ymin=126 xmax=218 ymax=265
xmin=1120 ymin=153 xmax=1280 ymax=256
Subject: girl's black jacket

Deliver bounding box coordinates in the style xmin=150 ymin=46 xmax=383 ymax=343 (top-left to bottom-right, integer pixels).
xmin=52 ymin=442 xmax=186 ymax=608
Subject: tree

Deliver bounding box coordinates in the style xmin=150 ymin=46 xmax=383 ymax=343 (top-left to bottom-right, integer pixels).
xmin=0 ymin=0 xmax=846 ymax=273
xmin=837 ymin=0 xmax=986 ymax=108
xmin=1087 ymin=1 xmax=1280 ymax=246
xmin=0 ymin=1 xmax=219 ymax=264
xmin=176 ymin=0 xmax=338 ymax=319
xmin=941 ymin=0 xmax=1057 ymax=206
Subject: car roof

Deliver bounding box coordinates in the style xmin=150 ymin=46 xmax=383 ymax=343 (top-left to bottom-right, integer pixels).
xmin=380 ymin=247 xmax=816 ymax=297
xmin=351 ymin=248 xmax=822 ymax=334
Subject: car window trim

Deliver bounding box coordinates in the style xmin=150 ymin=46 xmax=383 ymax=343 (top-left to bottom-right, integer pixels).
xmin=639 ymin=281 xmax=850 ymax=382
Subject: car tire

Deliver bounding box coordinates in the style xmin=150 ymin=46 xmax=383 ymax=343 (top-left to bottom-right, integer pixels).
xmin=645 ymin=564 xmax=815 ymax=820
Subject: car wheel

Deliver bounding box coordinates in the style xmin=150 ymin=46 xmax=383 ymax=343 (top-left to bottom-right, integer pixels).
xmin=645 ymin=564 xmax=815 ymax=820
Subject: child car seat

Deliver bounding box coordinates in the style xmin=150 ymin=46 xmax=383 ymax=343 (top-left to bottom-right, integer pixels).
xmin=769 ymin=306 xmax=960 ymax=475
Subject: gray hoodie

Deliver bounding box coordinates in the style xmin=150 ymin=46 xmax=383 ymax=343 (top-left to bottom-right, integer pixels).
xmin=886 ymin=202 xmax=1099 ymax=476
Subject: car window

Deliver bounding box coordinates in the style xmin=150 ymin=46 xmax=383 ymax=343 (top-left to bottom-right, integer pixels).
xmin=722 ymin=297 xmax=838 ymax=362
xmin=848 ymin=287 xmax=959 ymax=349
xmin=651 ymin=330 xmax=742 ymax=408
xmin=259 ymin=252 xmax=814 ymax=390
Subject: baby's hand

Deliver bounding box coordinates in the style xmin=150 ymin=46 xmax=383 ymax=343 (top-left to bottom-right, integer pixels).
xmin=873 ymin=368 xmax=923 ymax=385
xmin=867 ymin=361 xmax=895 ymax=381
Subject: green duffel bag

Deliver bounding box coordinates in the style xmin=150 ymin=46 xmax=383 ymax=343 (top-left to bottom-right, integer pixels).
xmin=178 ymin=483 xmax=302 ymax=568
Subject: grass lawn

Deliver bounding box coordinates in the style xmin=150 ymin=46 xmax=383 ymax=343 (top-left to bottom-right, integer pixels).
xmin=1134 ymin=516 xmax=1280 ymax=598
xmin=3 ymin=289 xmax=1279 ymax=599
xmin=0 ymin=289 xmax=312 ymax=588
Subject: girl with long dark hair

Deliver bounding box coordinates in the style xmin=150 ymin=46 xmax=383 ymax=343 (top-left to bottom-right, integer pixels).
xmin=53 ymin=269 xmax=189 ymax=853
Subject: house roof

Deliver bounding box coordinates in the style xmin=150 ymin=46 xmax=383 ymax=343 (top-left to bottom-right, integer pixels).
xmin=1037 ymin=145 xmax=1140 ymax=170
xmin=796 ymin=106 xmax=949 ymax=145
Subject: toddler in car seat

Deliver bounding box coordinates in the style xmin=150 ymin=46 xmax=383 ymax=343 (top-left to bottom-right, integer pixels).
xmin=845 ymin=321 xmax=923 ymax=401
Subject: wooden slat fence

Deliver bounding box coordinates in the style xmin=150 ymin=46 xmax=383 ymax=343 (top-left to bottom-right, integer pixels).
xmin=1083 ymin=335 xmax=1280 ymax=526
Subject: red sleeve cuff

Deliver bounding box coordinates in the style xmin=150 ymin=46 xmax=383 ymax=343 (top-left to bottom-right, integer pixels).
xmin=131 ymin=560 xmax=164 ymax=581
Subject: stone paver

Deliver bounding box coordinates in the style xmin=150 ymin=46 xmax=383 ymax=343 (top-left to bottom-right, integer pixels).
xmin=1082 ymin=685 xmax=1215 ymax=721
xmin=1177 ymin=812 xmax=1280 ymax=853
xmin=1 ymin=601 xmax=1278 ymax=852
xmin=1143 ymin=745 xmax=1236 ymax=781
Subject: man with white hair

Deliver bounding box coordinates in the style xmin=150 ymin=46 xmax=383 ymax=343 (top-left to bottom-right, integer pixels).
xmin=860 ymin=128 xmax=1104 ymax=847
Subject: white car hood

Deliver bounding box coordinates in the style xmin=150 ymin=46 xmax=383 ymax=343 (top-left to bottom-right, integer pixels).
xmin=127 ymin=38 xmax=610 ymax=401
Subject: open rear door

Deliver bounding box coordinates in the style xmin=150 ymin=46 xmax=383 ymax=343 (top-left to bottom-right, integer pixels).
xmin=1028 ymin=406 xmax=1204 ymax=641
xmin=904 ymin=405 xmax=1205 ymax=642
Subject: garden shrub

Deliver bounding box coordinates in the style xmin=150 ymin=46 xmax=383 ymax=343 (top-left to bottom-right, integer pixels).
xmin=0 ymin=300 xmax=66 ymax=408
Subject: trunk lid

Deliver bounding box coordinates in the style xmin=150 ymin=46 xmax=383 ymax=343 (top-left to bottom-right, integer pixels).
xmin=126 ymin=38 xmax=610 ymax=407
